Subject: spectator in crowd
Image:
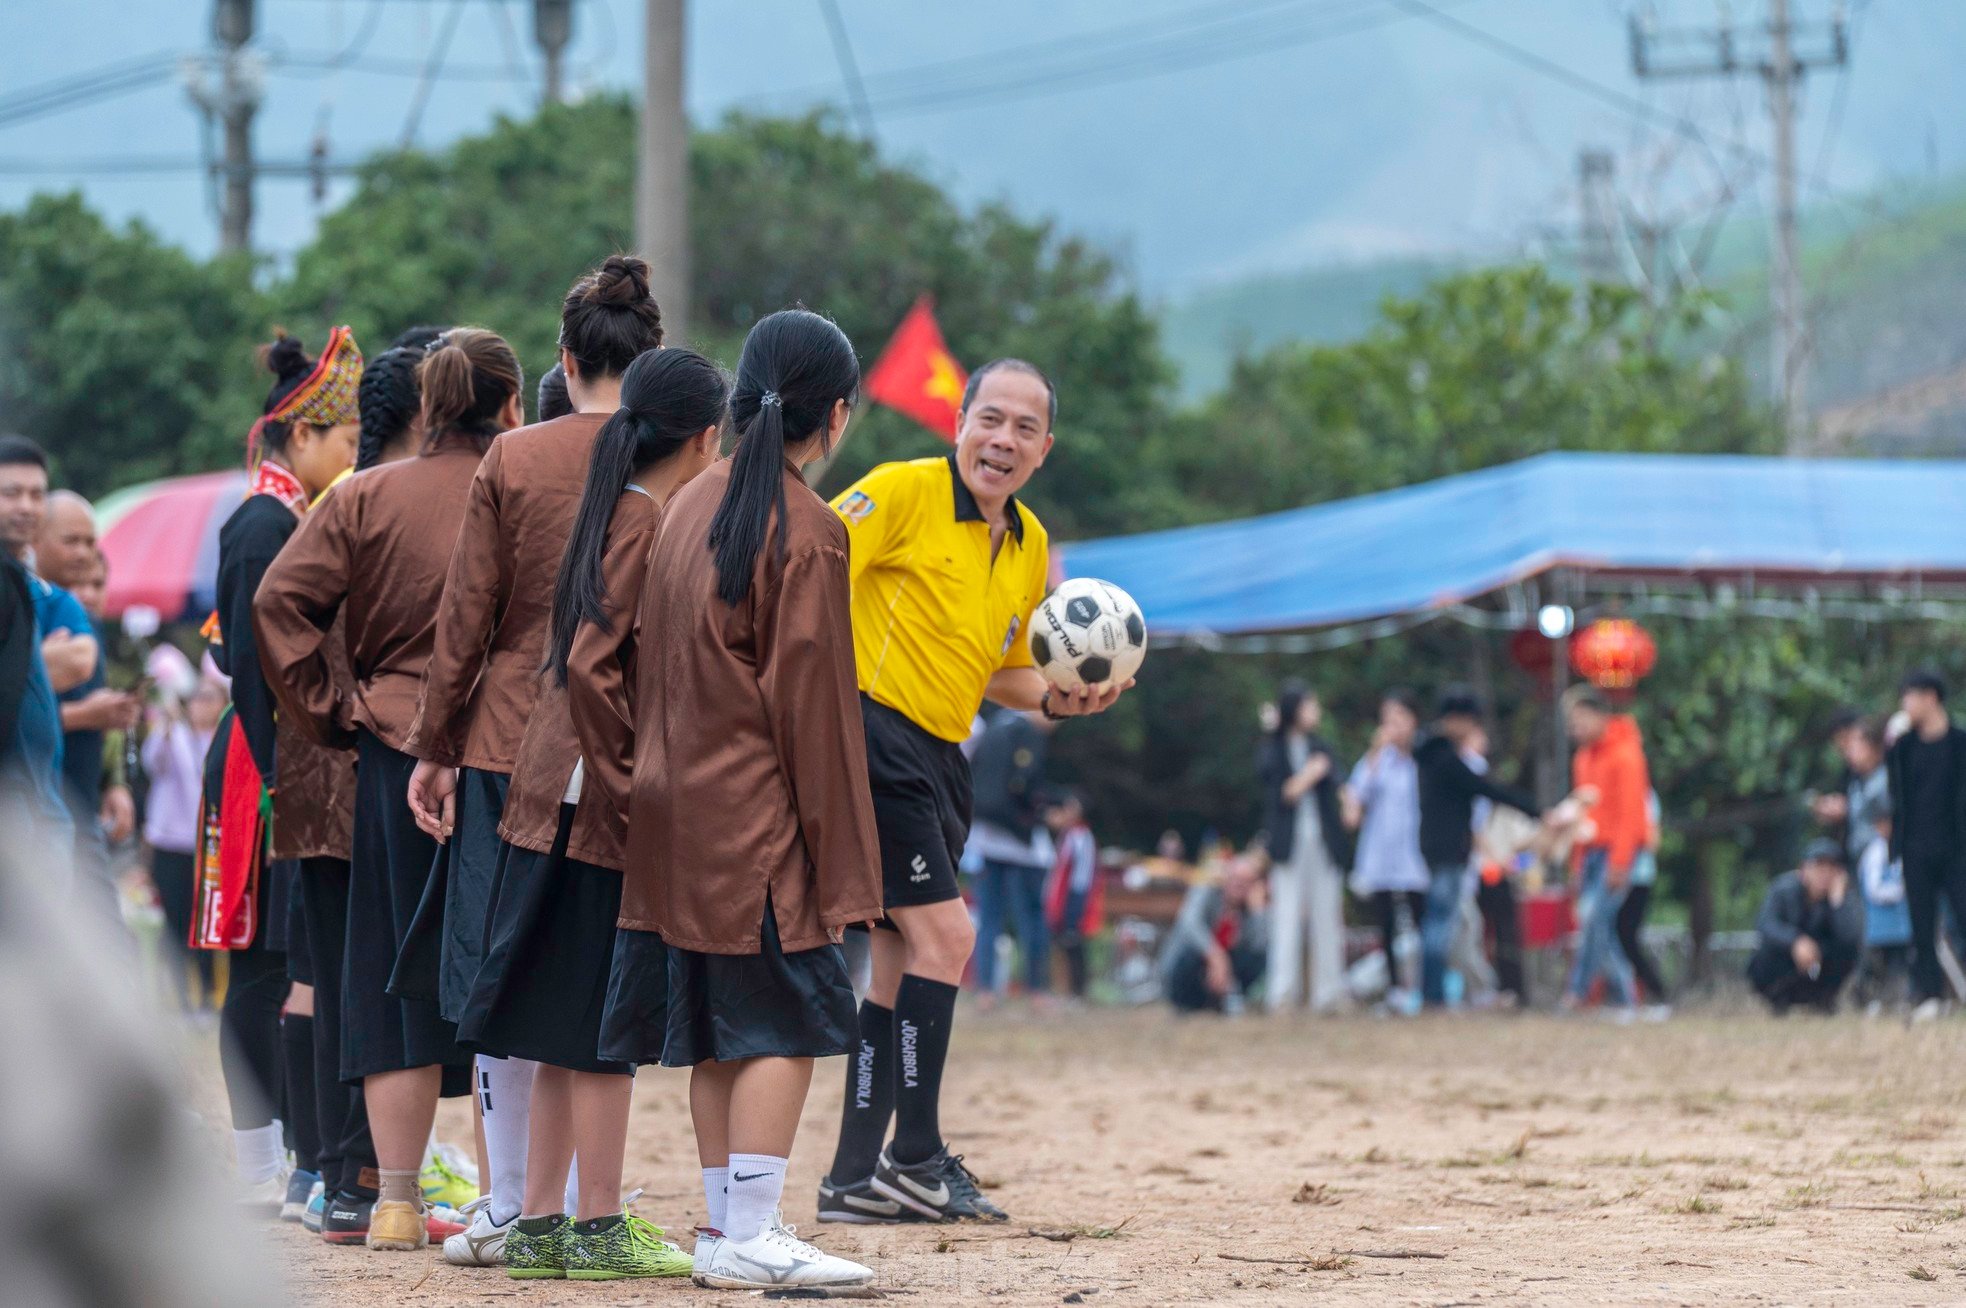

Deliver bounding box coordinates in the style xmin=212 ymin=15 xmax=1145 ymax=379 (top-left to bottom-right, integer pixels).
xmin=0 ymin=436 xmax=75 ymax=849
xmin=0 ymin=536 xmax=68 ymax=844
xmin=969 ymin=707 xmax=1060 ymax=1008
xmin=1816 ymin=712 xmax=1907 ymax=1009
xmin=1162 ymin=854 xmax=1270 ymax=1014
xmin=1748 ymin=838 xmax=1866 ymax=1014
xmin=1257 ymin=681 xmax=1350 ymax=1014
xmin=36 ymin=495 xmax=140 ymax=866
xmin=1888 ymin=668 xmax=1966 ymax=1022
xmin=1044 ymin=788 xmax=1101 ymax=1002
xmin=1560 ymin=686 xmax=1648 ymax=1016
xmin=1344 ymin=690 xmax=1427 ymax=1007
xmin=143 ymin=676 xmax=227 ymax=1012
xmin=1414 ymin=688 xmax=1539 ymax=1008
xmin=1613 ymin=791 xmax=1671 ymax=1017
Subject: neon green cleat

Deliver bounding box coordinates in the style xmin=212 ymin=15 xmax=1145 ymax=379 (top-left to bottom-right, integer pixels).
xmin=420 ymin=1149 xmax=479 ymax=1211
xmin=565 ymin=1214 xmax=696 ymax=1280
xmin=505 ymin=1215 xmax=574 ymax=1280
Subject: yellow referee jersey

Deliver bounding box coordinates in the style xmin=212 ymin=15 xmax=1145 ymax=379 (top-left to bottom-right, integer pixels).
xmin=831 ymin=455 xmax=1050 ymax=743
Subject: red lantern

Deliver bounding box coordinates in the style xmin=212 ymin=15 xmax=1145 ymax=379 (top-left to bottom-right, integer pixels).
xmin=1569 ymin=618 xmax=1657 ymax=691
xmin=1508 ymin=626 xmax=1559 ymax=686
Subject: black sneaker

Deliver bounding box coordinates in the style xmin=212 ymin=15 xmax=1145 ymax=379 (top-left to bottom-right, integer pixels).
xmin=816 ymin=1172 xmax=926 ymax=1225
xmin=321 ymin=1191 xmax=375 ymax=1246
xmin=869 ymin=1148 xmax=1008 ymax=1223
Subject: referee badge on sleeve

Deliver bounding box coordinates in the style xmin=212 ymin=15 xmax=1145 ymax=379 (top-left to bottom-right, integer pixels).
xmin=839 ymin=491 xmax=876 ymax=523
xmin=1002 ymin=614 xmax=1020 ymax=656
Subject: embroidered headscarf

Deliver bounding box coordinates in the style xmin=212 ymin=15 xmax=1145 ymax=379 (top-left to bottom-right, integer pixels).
xmin=247 ymin=326 xmax=364 ymax=467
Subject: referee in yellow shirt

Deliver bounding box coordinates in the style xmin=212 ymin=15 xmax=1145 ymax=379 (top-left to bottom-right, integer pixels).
xmin=816 ymin=360 xmax=1125 ymax=1226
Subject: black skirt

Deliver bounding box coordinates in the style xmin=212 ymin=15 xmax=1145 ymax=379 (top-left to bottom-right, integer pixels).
xmin=344 ymin=729 xmax=471 ymax=1086
xmin=455 ymin=807 xmax=632 ymax=1076
xmin=438 ymin=767 xmax=510 ymax=1024
xmin=600 ymin=900 xmax=857 ymax=1069
xmin=284 ymin=867 xmax=314 ymax=986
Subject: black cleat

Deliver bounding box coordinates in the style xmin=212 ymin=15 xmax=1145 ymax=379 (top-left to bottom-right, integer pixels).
xmin=815 ymin=1172 xmax=927 ymax=1225
xmin=869 ymin=1148 xmax=1008 ymax=1223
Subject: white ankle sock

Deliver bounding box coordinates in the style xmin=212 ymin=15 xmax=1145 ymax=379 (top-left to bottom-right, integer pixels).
xmin=234 ymin=1121 xmax=285 ymax=1184
xmin=702 ymin=1166 xmax=729 ymax=1233
xmin=723 ymin=1154 xmax=786 ymax=1244
xmin=479 ymin=1056 xmax=534 ymax=1224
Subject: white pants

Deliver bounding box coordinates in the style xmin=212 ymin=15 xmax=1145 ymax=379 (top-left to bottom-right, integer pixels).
xmin=1267 ymin=839 xmax=1347 ymax=1012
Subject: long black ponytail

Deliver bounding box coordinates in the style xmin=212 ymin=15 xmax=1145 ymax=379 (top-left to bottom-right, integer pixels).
xmin=708 ymin=309 xmax=859 ymax=606
xmin=546 ymin=347 xmax=730 ymax=684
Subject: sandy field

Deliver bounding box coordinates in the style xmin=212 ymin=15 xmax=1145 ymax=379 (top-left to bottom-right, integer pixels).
xmin=226 ymin=1006 xmax=1966 ymax=1306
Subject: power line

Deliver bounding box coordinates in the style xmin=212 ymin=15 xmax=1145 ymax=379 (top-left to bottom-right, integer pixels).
xmin=398 ymin=0 xmax=470 ymax=147
xmin=0 ymin=52 xmax=182 ymax=130
xmin=815 ymin=0 xmax=876 ymax=140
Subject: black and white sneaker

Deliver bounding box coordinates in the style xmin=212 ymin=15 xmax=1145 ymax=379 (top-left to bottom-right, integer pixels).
xmin=816 ymin=1172 xmax=921 ymax=1225
xmin=869 ymin=1148 xmax=1008 ymax=1223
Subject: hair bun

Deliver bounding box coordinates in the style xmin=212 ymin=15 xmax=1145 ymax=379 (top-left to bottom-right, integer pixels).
xmin=263 ymin=334 xmax=313 ymax=382
xmin=590 ymin=255 xmax=652 ymax=307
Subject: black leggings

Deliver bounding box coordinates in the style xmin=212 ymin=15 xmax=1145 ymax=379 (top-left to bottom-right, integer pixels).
xmin=1475 ymin=877 xmax=1525 ymax=1001
xmin=1615 ymin=883 xmax=1669 ymax=1001
xmin=220 ymin=938 xmax=288 ymax=1130
xmin=1373 ymin=890 xmax=1424 ymax=978
xmin=152 ymin=849 xmax=216 ymax=1009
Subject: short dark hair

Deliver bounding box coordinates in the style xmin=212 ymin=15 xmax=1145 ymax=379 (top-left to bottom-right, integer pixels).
xmin=1801 ymin=836 xmax=1849 ymax=869
xmin=1828 ymin=707 xmax=1885 ymax=750
xmin=1902 ymin=668 xmax=1948 ymax=703
xmin=0 ymin=434 xmax=48 ymax=471
xmin=1562 ymin=685 xmax=1612 ymax=716
xmin=1435 ymin=684 xmax=1483 ymax=721
xmin=1382 ymin=687 xmax=1421 ymax=719
xmin=960 ymin=358 xmax=1057 ymax=429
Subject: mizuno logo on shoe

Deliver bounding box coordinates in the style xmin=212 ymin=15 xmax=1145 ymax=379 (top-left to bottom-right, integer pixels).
xmin=729 ymin=1249 xmax=804 ymax=1280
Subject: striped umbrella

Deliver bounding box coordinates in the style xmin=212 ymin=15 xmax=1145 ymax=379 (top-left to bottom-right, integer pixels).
xmin=97 ymin=469 xmax=250 ymax=622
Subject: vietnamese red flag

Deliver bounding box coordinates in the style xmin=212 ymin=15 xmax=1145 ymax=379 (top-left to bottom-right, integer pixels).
xmin=865 ymin=296 xmax=967 ymax=442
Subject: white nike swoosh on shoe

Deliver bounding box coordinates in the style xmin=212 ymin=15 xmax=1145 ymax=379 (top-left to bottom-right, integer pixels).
xmin=899 ymin=1175 xmax=952 ymax=1206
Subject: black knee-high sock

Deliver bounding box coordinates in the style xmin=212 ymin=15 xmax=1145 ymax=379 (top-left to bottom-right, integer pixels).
xmin=827 ymin=1000 xmax=894 ymax=1183
xmin=219 ymin=943 xmax=287 ymax=1130
xmin=282 ymin=1013 xmax=320 ymax=1176
xmin=890 ymin=976 xmax=958 ymax=1166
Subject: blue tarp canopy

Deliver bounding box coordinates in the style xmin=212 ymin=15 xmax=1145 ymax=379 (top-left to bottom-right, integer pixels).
xmin=1057 ymin=452 xmax=1966 ymax=636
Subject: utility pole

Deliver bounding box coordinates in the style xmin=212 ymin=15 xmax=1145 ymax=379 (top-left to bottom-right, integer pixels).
xmin=1577 ymin=149 xmax=1620 ymax=286
xmin=185 ymin=0 xmax=263 ymax=253
xmin=1630 ymin=1 xmax=1848 ymax=451
xmin=637 ymin=0 xmax=690 ymax=342
xmin=534 ymin=0 xmax=574 ymax=106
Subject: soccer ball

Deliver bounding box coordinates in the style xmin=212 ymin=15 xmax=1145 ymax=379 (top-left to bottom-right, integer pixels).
xmin=1029 ymin=577 xmax=1148 ymax=693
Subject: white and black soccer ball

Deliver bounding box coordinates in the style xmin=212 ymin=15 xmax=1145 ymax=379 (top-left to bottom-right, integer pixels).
xmin=1029 ymin=577 xmax=1148 ymax=693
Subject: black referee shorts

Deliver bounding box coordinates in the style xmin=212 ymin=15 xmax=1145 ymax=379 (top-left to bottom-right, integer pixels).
xmin=860 ymin=695 xmax=972 ymax=929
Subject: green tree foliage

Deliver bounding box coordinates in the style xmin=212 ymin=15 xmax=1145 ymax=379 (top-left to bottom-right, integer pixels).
xmin=0 ymin=194 xmax=265 ymax=495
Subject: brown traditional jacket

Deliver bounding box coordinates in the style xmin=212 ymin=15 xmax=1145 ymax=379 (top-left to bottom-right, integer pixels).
xmin=500 ymin=490 xmax=660 ymax=871
xmin=402 ymin=413 xmax=608 ymax=773
xmin=253 ymin=444 xmax=485 ymax=754
xmin=618 ymin=460 xmax=883 ymax=954
xmin=267 ymin=620 xmax=355 ymax=861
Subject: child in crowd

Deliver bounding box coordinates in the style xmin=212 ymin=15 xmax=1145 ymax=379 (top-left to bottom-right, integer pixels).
xmin=1044 ymin=789 xmax=1102 ymax=1002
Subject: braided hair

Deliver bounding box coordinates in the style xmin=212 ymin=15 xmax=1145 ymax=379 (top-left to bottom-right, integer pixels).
xmin=356 ymin=345 xmax=426 ymax=470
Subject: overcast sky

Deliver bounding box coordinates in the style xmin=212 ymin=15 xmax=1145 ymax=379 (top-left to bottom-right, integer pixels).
xmin=9 ymin=0 xmax=1962 ymax=292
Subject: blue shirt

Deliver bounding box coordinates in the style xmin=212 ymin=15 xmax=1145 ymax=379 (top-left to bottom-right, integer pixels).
xmin=31 ymin=576 xmax=106 ymax=810
xmin=8 ymin=573 xmax=73 ymax=838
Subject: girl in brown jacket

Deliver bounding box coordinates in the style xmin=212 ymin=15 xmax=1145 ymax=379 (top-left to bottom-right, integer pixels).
xmin=458 ymin=347 xmax=727 ymax=1280
xmin=255 ymin=329 xmax=523 ymax=1253
xmin=599 ymin=310 xmax=882 ymax=1291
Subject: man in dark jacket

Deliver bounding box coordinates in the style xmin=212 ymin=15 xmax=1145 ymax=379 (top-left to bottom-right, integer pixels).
xmin=968 ymin=708 xmax=1058 ymax=1003
xmin=1886 ymin=668 xmax=1966 ymax=1017
xmin=1748 ymin=838 xmax=1866 ymax=1013
xmin=1414 ymin=688 xmax=1540 ymax=1008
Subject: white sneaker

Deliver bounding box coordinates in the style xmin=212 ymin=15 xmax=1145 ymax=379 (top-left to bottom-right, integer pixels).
xmin=1910 ymin=997 xmax=1946 ymax=1026
xmin=239 ymin=1162 xmax=293 ymax=1212
xmin=442 ymin=1197 xmax=513 ymax=1266
xmin=1641 ymin=1003 xmax=1673 ymax=1023
xmin=697 ymin=1219 xmax=874 ymax=1289
xmin=691 ymin=1229 xmax=725 ymax=1285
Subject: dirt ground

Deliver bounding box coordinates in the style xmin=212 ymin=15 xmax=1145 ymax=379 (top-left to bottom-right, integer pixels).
xmin=229 ymin=1005 xmax=1966 ymax=1306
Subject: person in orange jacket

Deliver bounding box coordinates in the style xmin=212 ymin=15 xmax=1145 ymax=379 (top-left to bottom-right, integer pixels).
xmin=1561 ymin=686 xmax=1651 ymax=1012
